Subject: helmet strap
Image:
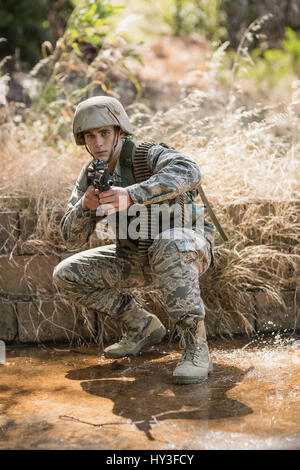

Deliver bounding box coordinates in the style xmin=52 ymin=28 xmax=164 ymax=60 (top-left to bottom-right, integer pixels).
xmin=109 ymin=127 xmax=120 ymax=160
xmin=107 ymin=127 xmax=122 ymax=171
xmin=85 ymin=145 xmax=94 ymax=158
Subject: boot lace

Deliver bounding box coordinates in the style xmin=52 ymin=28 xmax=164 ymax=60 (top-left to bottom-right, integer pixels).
xmin=178 ymin=343 xmax=209 ymax=368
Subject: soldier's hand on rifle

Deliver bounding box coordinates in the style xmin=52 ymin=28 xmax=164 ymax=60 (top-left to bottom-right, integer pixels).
xmin=99 ymin=186 xmax=133 ymax=215
xmin=81 ymin=185 xmax=102 ymax=211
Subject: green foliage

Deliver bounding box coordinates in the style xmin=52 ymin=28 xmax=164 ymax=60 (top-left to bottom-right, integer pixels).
xmin=247 ymin=28 xmax=300 ymax=87
xmin=213 ymin=23 xmax=300 ymax=93
xmin=0 ymin=0 xmax=73 ymax=67
xmin=65 ymin=0 xmax=124 ymax=53
xmin=281 ymin=27 xmax=300 ymax=75
xmin=114 ymin=0 xmax=227 ymax=41
xmin=0 ymin=0 xmax=49 ymax=66
xmin=31 ymin=0 xmax=142 ymax=143
xmin=163 ymin=0 xmax=226 ymax=40
xmin=36 ymin=82 xmax=57 ymax=110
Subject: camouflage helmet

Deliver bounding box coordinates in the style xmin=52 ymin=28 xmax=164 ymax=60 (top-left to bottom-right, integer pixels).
xmin=73 ymin=96 xmax=134 ymax=145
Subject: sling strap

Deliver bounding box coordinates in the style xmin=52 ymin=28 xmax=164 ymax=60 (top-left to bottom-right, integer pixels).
xmin=197 ymin=185 xmax=228 ymax=242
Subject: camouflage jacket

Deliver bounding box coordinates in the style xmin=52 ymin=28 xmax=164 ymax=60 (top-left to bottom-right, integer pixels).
xmin=60 ymin=139 xmax=216 ymax=253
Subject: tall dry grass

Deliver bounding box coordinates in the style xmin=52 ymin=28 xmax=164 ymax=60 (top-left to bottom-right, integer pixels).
xmin=1 ymin=80 xmax=299 ymax=208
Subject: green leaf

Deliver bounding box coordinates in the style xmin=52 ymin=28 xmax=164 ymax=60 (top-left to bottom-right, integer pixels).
xmin=122 ymin=63 xmax=141 ymax=95
xmin=122 ymin=49 xmax=144 ymax=65
xmin=70 ymin=29 xmax=78 ymax=40
xmin=71 ymin=41 xmax=83 ymax=56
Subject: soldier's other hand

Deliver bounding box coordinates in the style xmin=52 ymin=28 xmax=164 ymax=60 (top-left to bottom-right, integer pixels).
xmin=81 ymin=185 xmax=101 ymax=211
xmin=98 ymin=186 xmax=133 ymax=215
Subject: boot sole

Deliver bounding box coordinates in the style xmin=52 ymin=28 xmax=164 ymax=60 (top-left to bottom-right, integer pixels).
xmin=173 ymin=364 xmax=213 ymax=385
xmin=104 ymin=325 xmax=166 ymax=358
xmin=173 ymin=375 xmax=208 ymax=385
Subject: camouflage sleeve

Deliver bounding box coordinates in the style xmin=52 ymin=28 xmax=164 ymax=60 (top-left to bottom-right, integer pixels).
xmin=60 ymin=163 xmax=97 ymax=250
xmin=126 ymin=144 xmax=201 ymax=205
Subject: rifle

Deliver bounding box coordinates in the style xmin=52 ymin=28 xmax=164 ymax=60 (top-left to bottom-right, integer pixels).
xmin=91 ymin=159 xmax=114 ymax=192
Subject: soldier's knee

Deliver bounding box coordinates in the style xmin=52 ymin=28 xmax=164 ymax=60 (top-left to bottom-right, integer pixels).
xmin=52 ymin=260 xmax=80 ymax=297
xmin=53 ymin=259 xmax=72 ymax=285
xmin=53 ymin=263 xmax=62 ymax=282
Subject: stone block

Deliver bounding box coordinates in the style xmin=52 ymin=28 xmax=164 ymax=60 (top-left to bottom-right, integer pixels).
xmin=0 ymin=196 xmax=32 ymax=210
xmin=16 ymin=210 xmax=38 ymax=255
xmin=0 ymin=302 xmax=18 ymax=341
xmin=0 ymin=211 xmax=19 ymax=254
xmin=0 ymin=255 xmax=60 ymax=295
xmin=255 ymin=290 xmax=300 ymax=332
xmin=17 ymin=209 xmax=66 ymax=255
xmin=19 ymin=210 xmax=38 ymax=241
xmin=16 ymin=300 xmax=96 ymax=343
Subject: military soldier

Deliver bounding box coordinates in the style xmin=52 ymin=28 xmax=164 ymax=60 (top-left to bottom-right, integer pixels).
xmin=53 ymin=96 xmax=216 ymax=384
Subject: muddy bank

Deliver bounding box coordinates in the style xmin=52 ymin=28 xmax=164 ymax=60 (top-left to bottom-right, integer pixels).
xmin=0 ymin=334 xmax=299 ymax=450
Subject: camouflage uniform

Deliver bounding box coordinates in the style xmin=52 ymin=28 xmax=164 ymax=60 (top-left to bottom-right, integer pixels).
xmin=53 ymin=141 xmax=215 ymax=322
xmin=53 ymin=95 xmax=216 ymax=384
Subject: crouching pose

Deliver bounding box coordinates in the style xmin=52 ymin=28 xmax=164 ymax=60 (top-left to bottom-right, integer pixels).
xmin=53 ymin=96 xmax=216 ymax=384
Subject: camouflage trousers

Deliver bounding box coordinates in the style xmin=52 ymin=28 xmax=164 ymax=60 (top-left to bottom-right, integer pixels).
xmin=53 ymin=228 xmax=212 ymax=321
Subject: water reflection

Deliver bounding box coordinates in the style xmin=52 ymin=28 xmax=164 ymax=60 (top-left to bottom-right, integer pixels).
xmin=66 ymin=352 xmax=253 ymax=440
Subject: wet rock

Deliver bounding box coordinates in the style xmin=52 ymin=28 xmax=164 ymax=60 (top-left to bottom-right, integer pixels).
xmin=0 ymin=302 xmax=18 ymax=341
xmin=110 ymin=360 xmax=125 ymax=371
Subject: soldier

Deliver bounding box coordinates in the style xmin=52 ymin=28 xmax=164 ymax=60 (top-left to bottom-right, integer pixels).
xmin=53 ymin=96 xmax=216 ymax=384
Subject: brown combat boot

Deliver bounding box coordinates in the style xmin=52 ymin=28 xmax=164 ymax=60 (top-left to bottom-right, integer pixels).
xmin=173 ymin=319 xmax=213 ymax=384
xmin=103 ymin=301 xmax=166 ymax=358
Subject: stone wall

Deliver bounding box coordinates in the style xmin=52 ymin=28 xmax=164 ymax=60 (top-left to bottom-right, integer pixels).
xmin=0 ymin=199 xmax=299 ymax=345
xmin=0 ymin=201 xmax=99 ymax=344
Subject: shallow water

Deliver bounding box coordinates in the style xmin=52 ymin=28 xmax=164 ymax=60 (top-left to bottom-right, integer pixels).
xmin=0 ymin=334 xmax=299 ymax=450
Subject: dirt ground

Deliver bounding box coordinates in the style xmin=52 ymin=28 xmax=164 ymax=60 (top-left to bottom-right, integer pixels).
xmin=0 ymin=334 xmax=299 ymax=450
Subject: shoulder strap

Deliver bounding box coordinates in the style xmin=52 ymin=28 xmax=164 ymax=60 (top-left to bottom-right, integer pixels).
xmin=133 ymin=142 xmax=156 ymax=182
xmin=118 ymin=138 xmax=136 ymax=186
xmin=133 ymin=141 xmax=228 ymax=242
xmin=134 ymin=141 xmax=185 ymax=228
xmin=133 ymin=142 xmax=172 ymax=181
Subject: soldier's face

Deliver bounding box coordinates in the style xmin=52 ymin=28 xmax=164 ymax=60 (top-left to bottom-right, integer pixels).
xmin=84 ymin=125 xmax=124 ymax=163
